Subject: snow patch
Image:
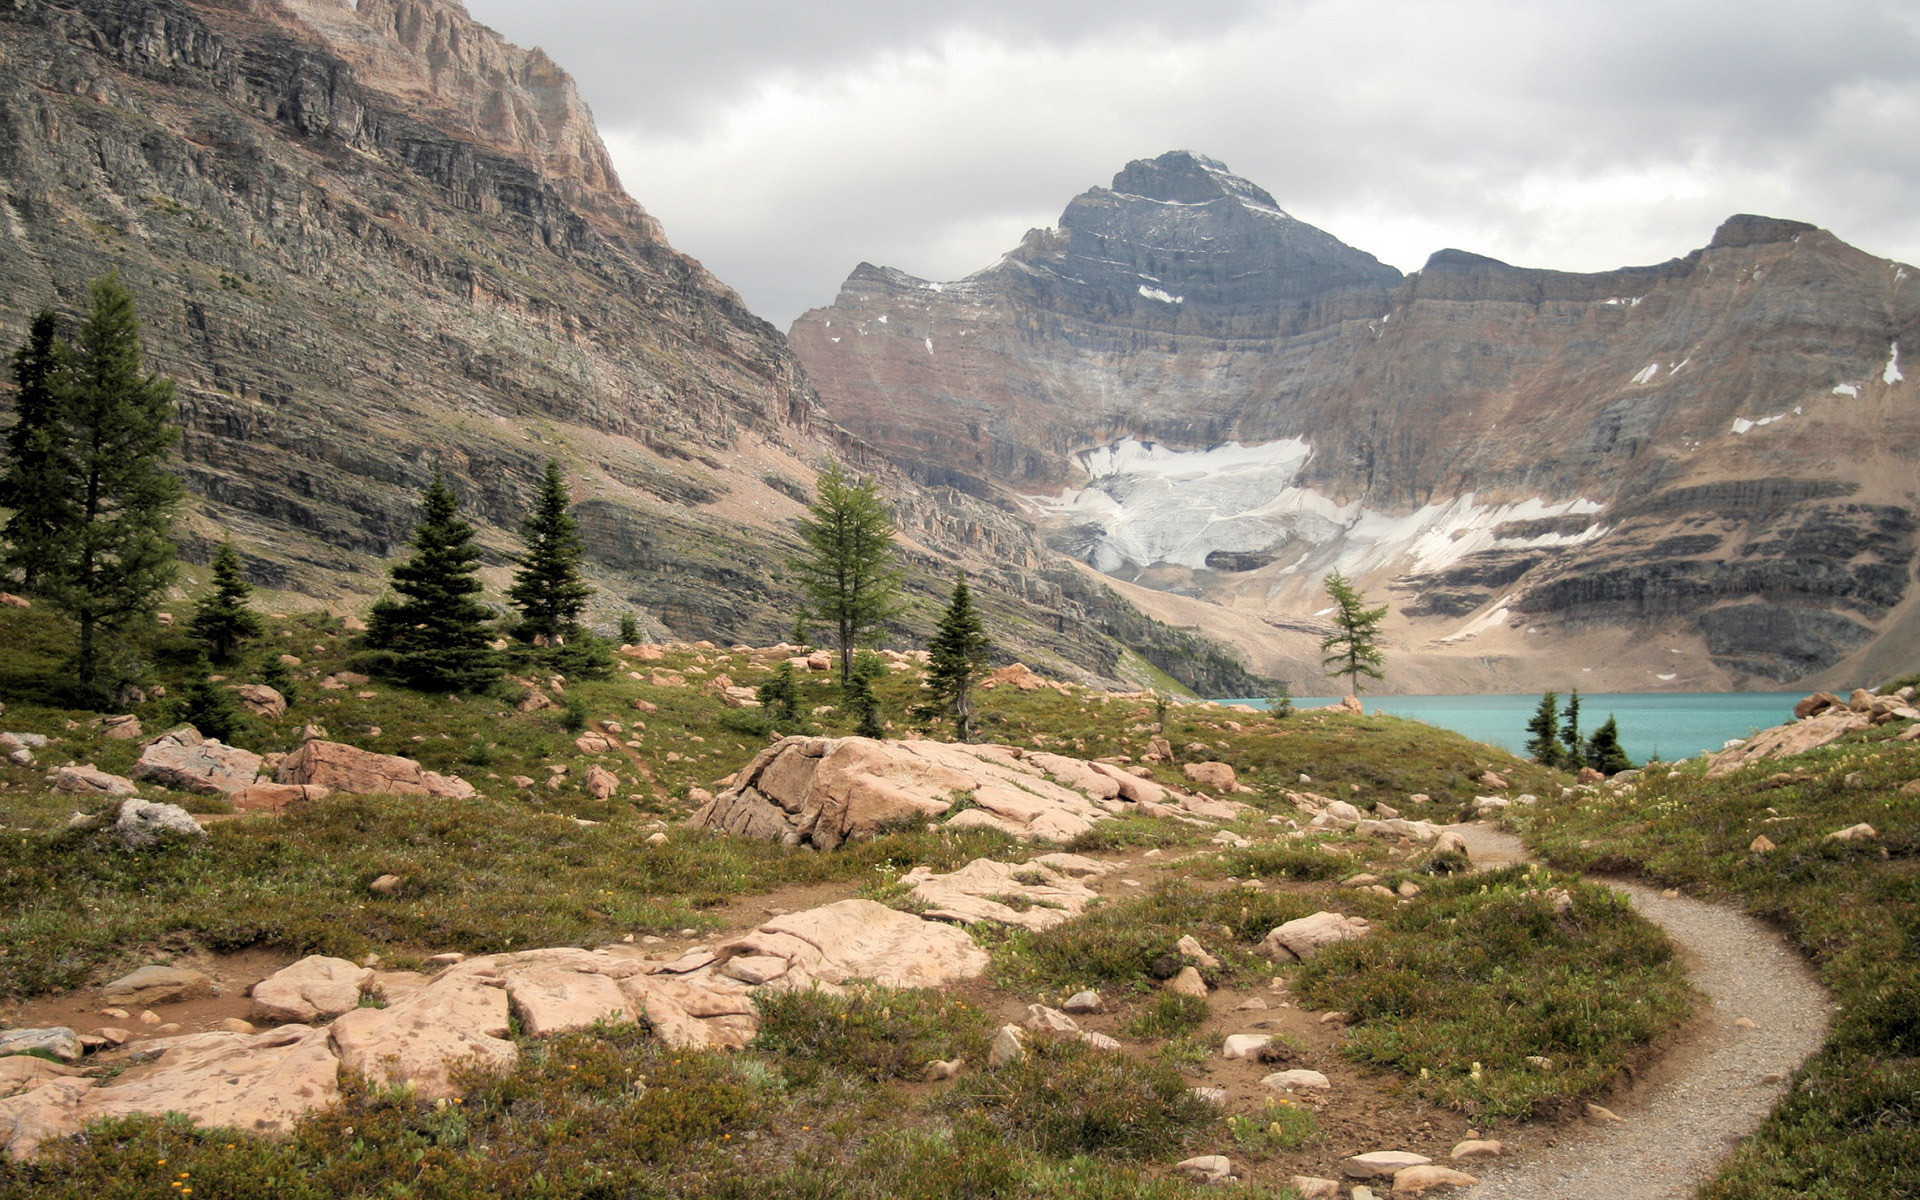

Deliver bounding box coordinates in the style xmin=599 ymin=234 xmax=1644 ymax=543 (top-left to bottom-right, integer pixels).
xmin=1042 ymin=436 xmax=1605 ymax=582
xmin=1603 ymin=296 xmax=1644 ymax=307
xmin=1832 ymin=383 xmax=1859 ymax=397
xmin=1440 ymin=596 xmax=1515 ymax=644
xmin=1656 ymin=673 xmax=1679 ymax=682
xmin=1137 ymin=285 xmax=1185 ymax=305
xmin=829 ymin=337 xmax=840 ymax=344
xmin=1886 ymin=342 xmax=1904 ymax=385
xmin=1631 ymin=363 xmax=1661 ymax=385
xmin=924 ymin=337 xmax=934 ymax=354
xmin=877 ymin=314 xmax=888 ymax=324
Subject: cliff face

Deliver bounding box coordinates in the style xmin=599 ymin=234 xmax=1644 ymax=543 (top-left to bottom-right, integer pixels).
xmin=0 ymin=2 xmax=1269 ymax=693
xmin=794 ymin=156 xmax=1920 ymax=690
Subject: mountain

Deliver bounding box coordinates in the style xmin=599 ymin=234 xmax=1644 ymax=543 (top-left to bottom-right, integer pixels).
xmin=791 ymin=153 xmax=1920 ymax=692
xmin=0 ymin=4 xmax=1269 ymax=695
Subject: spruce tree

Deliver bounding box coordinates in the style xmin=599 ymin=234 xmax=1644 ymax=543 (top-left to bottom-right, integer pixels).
xmin=1 ymin=310 xmax=73 ymax=592
xmin=1560 ymin=689 xmax=1583 ymax=764
xmin=1584 ymin=716 xmax=1634 ymax=776
xmin=757 ymin=659 xmax=799 ymax=724
xmin=793 ymin=465 xmax=905 ymax=682
xmin=36 ymin=276 xmax=181 ymax=705
xmin=507 ymin=459 xmax=592 ymax=645
xmin=1319 ymin=571 xmax=1387 ymax=695
xmin=365 ymin=470 xmax=500 ymax=692
xmin=918 ymin=571 xmax=990 ymax=742
xmin=844 ymin=651 xmax=886 ymax=739
xmin=190 ymin=541 xmax=263 ymax=664
xmin=1525 ymin=691 xmax=1564 ymax=767
xmin=173 ymin=666 xmax=249 ymax=744
xmin=618 ymin=612 xmax=640 ymax=646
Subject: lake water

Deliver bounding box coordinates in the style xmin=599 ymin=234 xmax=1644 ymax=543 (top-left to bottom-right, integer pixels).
xmin=1214 ymin=693 xmax=1798 ymax=764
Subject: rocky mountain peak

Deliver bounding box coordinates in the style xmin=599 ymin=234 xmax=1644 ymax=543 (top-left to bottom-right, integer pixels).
xmin=1108 ymin=149 xmax=1285 ymax=212
xmin=1709 ymin=213 xmax=1820 ymax=249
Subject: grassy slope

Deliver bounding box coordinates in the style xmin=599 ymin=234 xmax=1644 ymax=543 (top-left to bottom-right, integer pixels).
xmin=0 ymin=604 xmax=1715 ymax=1197
xmin=1510 ymin=729 xmax=1920 ymax=1197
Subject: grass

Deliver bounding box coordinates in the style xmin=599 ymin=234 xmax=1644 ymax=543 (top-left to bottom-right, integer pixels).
xmin=1509 ymin=729 xmax=1920 ymax=1196
xmin=1292 ymin=863 xmax=1693 ymax=1119
xmin=1226 ymin=1097 xmax=1318 ymax=1156
xmin=1121 ymin=993 xmax=1212 ymax=1040
xmin=751 ymin=985 xmax=991 ymax=1085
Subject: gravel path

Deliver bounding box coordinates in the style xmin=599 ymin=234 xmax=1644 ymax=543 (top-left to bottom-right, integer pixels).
xmin=1450 ymin=825 xmax=1830 ymax=1200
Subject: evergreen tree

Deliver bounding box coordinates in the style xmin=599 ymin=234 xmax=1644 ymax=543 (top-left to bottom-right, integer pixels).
xmin=1319 ymin=571 xmax=1387 ymax=695
xmin=793 ymin=465 xmax=905 ymax=682
xmin=190 ymin=541 xmax=262 ymax=663
xmin=1560 ymin=689 xmax=1583 ymax=763
xmin=844 ymin=651 xmax=886 ymax=739
xmin=35 ymin=276 xmax=181 ymax=705
xmin=757 ymin=659 xmax=799 ymax=724
xmin=1526 ymin=691 xmax=1564 ymax=767
xmin=918 ymin=571 xmax=990 ymax=742
xmin=507 ymin=459 xmax=592 ymax=645
xmin=618 ymin=612 xmax=640 ymax=646
xmin=1584 ymin=716 xmax=1634 ymax=776
xmin=1267 ymin=681 xmax=1295 ymax=720
xmin=364 ymin=470 xmax=500 ymax=692
xmin=173 ymin=667 xmax=249 ymax=744
xmin=259 ymin=651 xmax=298 ymax=707
xmin=1 ymin=310 xmax=73 ymax=592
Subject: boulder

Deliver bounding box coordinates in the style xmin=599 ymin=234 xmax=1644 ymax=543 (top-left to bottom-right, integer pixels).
xmin=1795 ymin=691 xmax=1842 ymax=719
xmin=1707 ymin=708 xmax=1872 ymax=777
xmin=1261 ymin=911 xmax=1369 ymax=961
xmin=0 ymin=1057 xmax=85 ymax=1097
xmin=277 ymin=740 xmax=470 ymax=799
xmin=231 ymin=782 xmax=332 ymax=812
xmin=505 ymin=965 xmax=637 ymax=1038
xmin=83 ymin=1025 xmax=340 ymax=1137
xmin=1332 ymin=695 xmax=1364 ymax=715
xmin=989 ymin=1025 xmax=1026 ymax=1066
xmin=232 ymin=685 xmax=286 ymax=718
xmin=1063 ymin=990 xmax=1105 ymax=1014
xmin=250 ymin=956 xmax=375 ymax=1024
xmin=1175 ymin=1155 xmax=1233 ymax=1184
xmin=1165 ymin=966 xmax=1209 ymax=998
xmin=1023 ymin=1004 xmax=1080 ymax=1035
xmin=1309 ymin=799 xmax=1362 ymax=830
xmin=1291 ymin=1178 xmax=1341 ymax=1200
xmin=100 ymin=715 xmax=143 ymax=741
xmin=0 ymin=1076 xmax=94 ymax=1161
xmin=585 ymin=765 xmax=620 ymax=800
xmin=133 ymin=726 xmax=264 ymax=795
xmin=0 ymin=733 xmax=31 ymax=767
xmin=689 ymin=736 xmax=1142 ymax=849
xmin=1450 ymin=1139 xmax=1504 ymax=1160
xmin=103 ymin=965 xmax=214 ymax=1006
xmin=1221 ymin=1034 xmax=1271 ymax=1059
xmin=1182 ymin=761 xmax=1237 ymax=791
xmin=114 ymin=799 xmax=205 ymax=849
xmin=1176 ymin=934 xmax=1221 ymax=969
xmin=0 ymin=1028 xmax=82 ymax=1064
xmin=1826 ymin=823 xmax=1879 ymax=843
xmin=50 ymin=765 xmax=136 ymax=797
xmin=982 ymin=662 xmax=1046 ymax=691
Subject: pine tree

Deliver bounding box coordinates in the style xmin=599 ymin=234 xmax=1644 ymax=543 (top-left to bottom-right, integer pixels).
xmin=507 ymin=459 xmax=592 ymax=645
xmin=1584 ymin=716 xmax=1634 ymax=776
xmin=36 ymin=276 xmax=181 ymax=705
xmin=259 ymin=651 xmax=298 ymax=707
xmin=1526 ymin=691 xmax=1564 ymax=767
xmin=844 ymin=651 xmax=886 ymax=739
xmin=618 ymin=612 xmax=640 ymax=646
xmin=365 ymin=470 xmax=501 ymax=692
xmin=1319 ymin=571 xmax=1387 ymax=695
xmin=793 ymin=465 xmax=905 ymax=682
xmin=190 ymin=541 xmax=263 ymax=664
xmin=173 ymin=666 xmax=249 ymax=744
xmin=1 ymin=310 xmax=73 ymax=592
xmin=1560 ymin=689 xmax=1583 ymax=763
xmin=918 ymin=571 xmax=990 ymax=742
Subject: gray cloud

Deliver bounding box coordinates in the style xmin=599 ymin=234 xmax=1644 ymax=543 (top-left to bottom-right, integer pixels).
xmin=465 ymin=0 xmax=1920 ymax=327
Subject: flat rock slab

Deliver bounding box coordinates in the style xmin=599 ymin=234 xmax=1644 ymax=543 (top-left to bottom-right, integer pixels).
xmin=720 ymin=898 xmax=991 ymax=988
xmin=103 ymin=965 xmax=214 ymax=1007
xmin=251 ymin=955 xmax=374 ymax=1024
xmin=902 ymin=856 xmax=1106 ymax=930
xmin=328 ymin=969 xmax=516 ymax=1100
xmin=1706 ymin=709 xmax=1870 ymax=777
xmin=85 ymin=1024 xmax=340 ymax=1136
xmin=276 ymin=740 xmax=472 ymax=799
xmin=133 ymin=726 xmax=264 ymax=795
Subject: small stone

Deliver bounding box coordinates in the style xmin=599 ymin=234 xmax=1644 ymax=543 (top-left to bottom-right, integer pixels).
xmin=1174 ymin=1155 xmax=1233 ymax=1184
xmin=426 ymin=953 xmax=465 ymax=966
xmin=1526 ymin=1055 xmax=1554 ymax=1070
xmin=1586 ymin=1102 xmax=1624 ymax=1122
xmin=1262 ymin=1069 xmax=1331 ymax=1091
xmin=99 ymin=1008 xmax=128 ymax=1021
xmin=1344 ymin=1151 xmax=1431 ymax=1179
xmin=1165 ymin=966 xmax=1209 ymax=998
xmin=92 ymin=1027 xmax=131 ymax=1046
xmin=925 ymin=1057 xmax=964 ymax=1081
xmin=1393 ymin=1164 xmax=1480 ymax=1193
xmin=1234 ymin=997 xmax=1268 ymax=1011
xmin=1734 ymin=1017 xmax=1757 ymax=1029
xmin=1175 ymin=934 xmax=1221 ymax=969
xmin=1024 ymin=1004 xmax=1080 ymax=1035
xmin=219 ymin=1018 xmax=257 ymax=1034
xmin=989 ymin=1024 xmax=1026 ymax=1067
xmin=1397 ymin=881 xmax=1422 ymax=898
xmin=1451 ymin=1139 xmax=1504 ymax=1160
xmin=104 ymin=965 xmax=213 ymax=1007
xmin=1825 ymin=823 xmax=1878 ymax=843
xmin=1291 ymin=1177 xmax=1341 ymax=1200
xmin=1318 ymin=1010 xmax=1349 ymax=1025
xmin=368 ymin=874 xmax=403 ymax=896
xmin=1220 ymin=1033 xmax=1271 ymax=1059
xmin=1190 ymin=1086 xmax=1229 ymax=1105
xmin=1062 ymin=990 xmax=1105 ymax=1014
xmin=1661 ymin=888 xmax=1681 ymax=899
xmin=647 ymin=831 xmax=669 ymax=845
xmin=1749 ymin=835 xmax=1776 ymax=853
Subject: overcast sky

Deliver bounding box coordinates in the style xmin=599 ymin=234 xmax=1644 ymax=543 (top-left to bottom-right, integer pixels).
xmin=464 ymin=0 xmax=1920 ymax=329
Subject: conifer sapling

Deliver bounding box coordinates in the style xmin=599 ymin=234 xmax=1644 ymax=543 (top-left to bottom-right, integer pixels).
xmin=190 ymin=541 xmax=263 ymax=664
xmin=919 ymin=571 xmax=991 ymax=742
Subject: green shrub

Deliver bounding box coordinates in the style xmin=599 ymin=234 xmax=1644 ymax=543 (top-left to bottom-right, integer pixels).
xmin=1227 ymin=1096 xmax=1318 ymax=1155
xmin=1122 ymin=993 xmax=1210 ymax=1040
xmin=752 ymin=985 xmax=989 ymax=1084
xmin=948 ymin=1035 xmax=1217 ymax=1160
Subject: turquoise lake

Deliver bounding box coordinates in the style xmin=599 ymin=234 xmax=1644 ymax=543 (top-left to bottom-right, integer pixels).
xmin=1215 ymin=693 xmax=1798 ymax=764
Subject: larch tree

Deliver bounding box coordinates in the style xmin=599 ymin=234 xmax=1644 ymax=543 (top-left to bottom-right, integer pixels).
xmin=1 ymin=309 xmax=72 ymax=593
xmin=1319 ymin=570 xmax=1387 ymax=696
xmin=190 ymin=541 xmax=263 ymax=664
xmin=793 ymin=464 xmax=904 ymax=683
xmin=36 ymin=276 xmax=181 ymax=704
xmin=919 ymin=571 xmax=991 ymax=742
xmin=365 ymin=470 xmax=500 ymax=692
xmin=507 ymin=459 xmax=592 ymax=645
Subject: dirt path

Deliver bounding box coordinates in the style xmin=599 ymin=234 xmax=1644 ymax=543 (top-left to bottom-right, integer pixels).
xmin=1452 ymin=825 xmax=1831 ymax=1200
